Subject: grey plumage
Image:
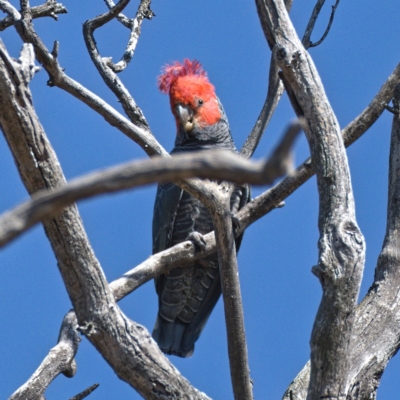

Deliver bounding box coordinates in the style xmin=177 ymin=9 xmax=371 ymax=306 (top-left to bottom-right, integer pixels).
xmin=152 ymin=100 xmax=249 ymax=357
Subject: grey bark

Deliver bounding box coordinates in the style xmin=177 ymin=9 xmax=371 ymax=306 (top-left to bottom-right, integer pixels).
xmin=211 ymin=187 xmax=253 ymax=400
xmin=256 ymin=1 xmax=365 ymax=399
xmin=284 ymin=85 xmax=400 ymax=400
xmin=2 ymin=1 xmax=400 ymax=399
xmin=0 ymin=40 xmax=209 ymax=400
xmin=9 ymin=311 xmax=80 ymax=400
xmin=0 ymin=122 xmax=300 ymax=249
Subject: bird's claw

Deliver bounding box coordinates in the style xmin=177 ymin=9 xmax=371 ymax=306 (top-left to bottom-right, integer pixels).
xmin=187 ymin=232 xmax=207 ymax=252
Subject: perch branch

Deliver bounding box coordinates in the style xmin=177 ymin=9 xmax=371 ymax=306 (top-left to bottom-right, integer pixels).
xmin=0 ymin=40 xmax=210 ymax=400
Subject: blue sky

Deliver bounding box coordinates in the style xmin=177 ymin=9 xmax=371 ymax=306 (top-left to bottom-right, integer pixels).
xmin=1 ymin=1 xmax=399 ymax=399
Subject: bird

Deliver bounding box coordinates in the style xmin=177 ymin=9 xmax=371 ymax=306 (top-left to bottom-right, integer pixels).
xmin=152 ymin=59 xmax=249 ymax=357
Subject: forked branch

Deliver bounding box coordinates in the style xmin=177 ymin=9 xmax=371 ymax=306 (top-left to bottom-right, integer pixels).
xmin=302 ymin=0 xmax=341 ymax=48
xmin=283 ymin=84 xmax=400 ymax=400
xmin=0 ymin=40 xmax=209 ymax=400
xmin=83 ymin=0 xmax=151 ymax=127
xmin=256 ymin=1 xmax=365 ymax=398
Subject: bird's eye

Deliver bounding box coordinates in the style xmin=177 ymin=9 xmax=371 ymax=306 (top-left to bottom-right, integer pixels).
xmin=197 ymin=98 xmax=204 ymax=106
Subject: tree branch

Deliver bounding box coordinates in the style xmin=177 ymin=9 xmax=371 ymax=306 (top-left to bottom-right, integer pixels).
xmin=240 ymin=56 xmax=284 ymax=158
xmin=240 ymin=61 xmax=400 ymax=240
xmin=105 ymin=0 xmax=155 ymax=73
xmin=69 ymin=383 xmax=100 ymax=400
xmin=0 ymin=40 xmax=209 ymax=400
xmin=9 ymin=311 xmax=80 ymax=400
xmin=104 ymin=0 xmax=133 ymax=28
xmin=83 ymin=0 xmax=150 ymax=128
xmin=256 ymin=1 xmax=365 ymax=398
xmin=245 ymin=0 xmax=338 ymax=161
xmin=240 ymin=0 xmax=293 ymax=159
xmin=283 ymin=84 xmax=400 ymax=400
xmin=1 ymin=0 xmax=165 ymax=156
xmin=211 ymin=191 xmax=253 ymax=399
xmin=0 ymin=126 xmax=302 ymax=248
xmin=302 ymin=0 xmax=341 ymax=49
xmin=0 ymin=0 xmax=67 ymax=31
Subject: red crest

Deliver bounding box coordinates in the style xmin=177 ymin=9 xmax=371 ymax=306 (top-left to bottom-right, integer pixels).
xmin=158 ymin=59 xmax=208 ymax=94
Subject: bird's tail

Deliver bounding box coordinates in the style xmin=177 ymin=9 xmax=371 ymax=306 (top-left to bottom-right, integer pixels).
xmin=152 ymin=316 xmax=194 ymax=358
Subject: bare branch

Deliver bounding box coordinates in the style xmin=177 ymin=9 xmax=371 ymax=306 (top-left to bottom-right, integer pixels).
xmin=212 ymin=191 xmax=253 ymax=400
xmin=342 ymin=64 xmax=400 ymax=146
xmin=284 ymin=83 xmax=400 ymax=400
xmin=104 ymin=0 xmax=132 ymax=28
xmin=1 ymin=0 xmax=165 ymax=156
xmin=345 ymin=83 xmax=400 ymax=398
xmin=0 ymin=144 xmax=303 ymax=248
xmin=0 ymin=0 xmax=21 ymax=21
xmin=246 ymin=0 xmax=338 ymax=160
xmin=69 ymin=383 xmax=100 ymax=400
xmin=9 ymin=311 xmax=80 ymax=400
xmin=20 ymin=0 xmax=29 ymax=13
xmin=240 ymin=0 xmax=293 ymax=159
xmin=0 ymin=1 xmax=67 ymax=31
xmin=240 ymin=61 xmax=400 ymax=240
xmin=256 ymin=1 xmax=365 ymax=398
xmin=240 ymin=56 xmax=284 ymax=158
xmin=263 ymin=120 xmax=302 ymax=177
xmin=107 ymin=0 xmax=155 ymax=73
xmin=83 ymin=0 xmax=150 ymax=127
xmin=0 ymin=40 xmax=210 ymax=400
xmin=110 ymin=233 xmax=217 ymax=300
xmin=302 ymin=0 xmax=341 ymax=49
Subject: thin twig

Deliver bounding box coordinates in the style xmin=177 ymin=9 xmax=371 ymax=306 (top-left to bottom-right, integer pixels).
xmin=240 ymin=0 xmax=293 ymax=159
xmin=69 ymin=383 xmax=100 ymax=400
xmin=302 ymin=0 xmax=341 ymax=49
xmin=106 ymin=0 xmax=155 ymax=72
xmin=240 ymin=56 xmax=284 ymax=158
xmin=83 ymin=0 xmax=150 ymax=127
xmin=104 ymin=0 xmax=132 ymax=27
xmin=0 ymin=0 xmax=166 ymax=157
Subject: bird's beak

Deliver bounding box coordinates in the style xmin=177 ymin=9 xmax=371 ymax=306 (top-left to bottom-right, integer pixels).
xmin=175 ymin=104 xmax=194 ymax=132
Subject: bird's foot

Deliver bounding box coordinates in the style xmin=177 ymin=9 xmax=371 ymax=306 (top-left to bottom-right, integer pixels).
xmin=187 ymin=231 xmax=207 ymax=252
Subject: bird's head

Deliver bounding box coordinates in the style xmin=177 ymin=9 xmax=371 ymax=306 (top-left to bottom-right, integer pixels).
xmin=158 ymin=59 xmax=221 ymax=134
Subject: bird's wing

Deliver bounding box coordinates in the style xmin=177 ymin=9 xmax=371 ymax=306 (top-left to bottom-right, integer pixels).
xmin=152 ymin=182 xmax=183 ymax=294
